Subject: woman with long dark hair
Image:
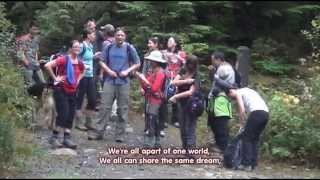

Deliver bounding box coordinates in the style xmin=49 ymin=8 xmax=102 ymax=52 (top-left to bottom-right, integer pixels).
xmin=169 ymin=54 xmax=200 ymax=156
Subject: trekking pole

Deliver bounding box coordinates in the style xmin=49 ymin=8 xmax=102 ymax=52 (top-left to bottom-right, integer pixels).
xmin=144 ymin=86 xmax=151 ymax=133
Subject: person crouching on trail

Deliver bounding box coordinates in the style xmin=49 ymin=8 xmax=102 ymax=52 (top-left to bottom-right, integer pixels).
xmin=45 ymin=40 xmax=85 ymax=149
xmin=216 ymin=77 xmax=269 ymax=171
xmin=136 ymin=50 xmax=167 ymax=148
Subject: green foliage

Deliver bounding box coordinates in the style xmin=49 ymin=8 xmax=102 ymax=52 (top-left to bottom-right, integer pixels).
xmin=0 ymin=3 xmax=33 ymax=167
xmin=256 ymin=78 xmax=320 ymax=162
xmin=302 ymin=15 xmax=320 ymax=64
xmin=35 ymin=1 xmax=88 ymax=53
xmin=0 ymin=107 xmax=15 ymax=165
xmin=287 ymin=5 xmax=320 ymax=15
xmin=130 ymin=78 xmax=144 ymax=113
xmin=251 ymin=37 xmax=296 ymax=75
xmin=254 ymin=59 xmax=295 ymax=75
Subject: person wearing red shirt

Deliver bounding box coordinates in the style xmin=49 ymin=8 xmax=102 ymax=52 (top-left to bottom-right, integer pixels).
xmin=45 ymin=40 xmax=85 ymax=149
xmin=136 ymin=50 xmax=166 ymax=147
xmin=162 ymin=37 xmax=185 ymax=128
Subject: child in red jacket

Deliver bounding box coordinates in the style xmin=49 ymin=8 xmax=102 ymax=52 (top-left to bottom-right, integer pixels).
xmin=136 ymin=50 xmax=166 ymax=147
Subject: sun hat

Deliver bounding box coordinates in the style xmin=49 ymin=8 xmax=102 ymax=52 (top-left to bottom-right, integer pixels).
xmin=144 ymin=50 xmax=167 ymax=64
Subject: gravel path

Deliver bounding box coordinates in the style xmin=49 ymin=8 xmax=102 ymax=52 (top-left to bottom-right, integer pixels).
xmin=13 ymin=111 xmax=319 ymax=179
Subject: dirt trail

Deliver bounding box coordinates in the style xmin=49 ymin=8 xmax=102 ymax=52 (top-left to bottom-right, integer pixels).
xmin=9 ymin=111 xmax=320 ymax=179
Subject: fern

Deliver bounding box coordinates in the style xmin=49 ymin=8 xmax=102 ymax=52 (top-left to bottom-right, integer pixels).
xmin=287 ymin=4 xmax=320 ymax=14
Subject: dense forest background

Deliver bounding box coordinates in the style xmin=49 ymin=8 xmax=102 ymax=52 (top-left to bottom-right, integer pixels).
xmin=1 ymin=1 xmax=320 ymax=169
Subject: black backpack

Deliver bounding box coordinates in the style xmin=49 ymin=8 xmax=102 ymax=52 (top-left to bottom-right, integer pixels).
xmin=186 ymin=77 xmax=205 ymax=118
xmin=223 ymin=129 xmax=243 ymax=169
xmin=27 ymin=81 xmax=45 ymax=97
xmin=187 ymin=90 xmax=205 ymax=117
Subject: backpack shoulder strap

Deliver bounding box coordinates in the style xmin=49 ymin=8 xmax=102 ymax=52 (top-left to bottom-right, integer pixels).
xmin=106 ymin=43 xmax=114 ymax=66
xmin=126 ymin=42 xmax=134 ymax=64
xmin=79 ymin=42 xmax=87 ymax=58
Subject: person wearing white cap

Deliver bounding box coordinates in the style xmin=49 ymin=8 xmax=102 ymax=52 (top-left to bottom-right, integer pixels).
xmin=136 ymin=50 xmax=167 ymax=147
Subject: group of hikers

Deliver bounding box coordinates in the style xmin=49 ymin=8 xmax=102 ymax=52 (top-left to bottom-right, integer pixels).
xmin=16 ymin=19 xmax=269 ymax=172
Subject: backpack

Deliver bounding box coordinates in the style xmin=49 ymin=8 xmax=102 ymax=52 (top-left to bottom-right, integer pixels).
xmin=105 ymin=42 xmax=135 ymax=78
xmin=187 ymin=90 xmax=205 ymax=117
xmin=223 ymin=129 xmax=243 ymax=169
xmin=207 ymin=94 xmax=232 ymax=118
xmin=163 ymin=69 xmax=177 ymax=100
xmin=27 ymin=79 xmax=46 ymax=97
xmin=186 ymin=77 xmax=205 ymax=118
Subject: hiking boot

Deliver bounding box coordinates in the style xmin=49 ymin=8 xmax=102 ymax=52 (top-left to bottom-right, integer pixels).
xmin=173 ymin=122 xmax=180 ymax=128
xmin=237 ymin=164 xmax=253 ymax=172
xmin=143 ymin=135 xmax=153 ymax=148
xmin=160 ymin=130 xmax=165 ymax=137
xmin=115 ymin=135 xmax=124 ymax=143
xmin=88 ymin=131 xmax=104 ymax=140
xmin=144 ymin=130 xmax=150 ymax=136
xmin=63 ymin=137 xmax=77 ymax=149
xmin=155 ymin=137 xmax=161 ymax=148
xmin=85 ymin=117 xmax=96 ymax=131
xmin=49 ymin=136 xmax=63 ymax=148
xmin=75 ymin=124 xmax=88 ymax=131
xmin=85 ymin=123 xmax=96 ymax=131
xmin=74 ymin=111 xmax=87 ymax=131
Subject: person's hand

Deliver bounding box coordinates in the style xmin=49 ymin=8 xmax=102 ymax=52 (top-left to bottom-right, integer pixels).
xmin=140 ymin=88 xmax=145 ymax=96
xmin=119 ymin=69 xmax=130 ymax=77
xmin=94 ymin=51 xmax=101 ymax=56
xmin=169 ymin=96 xmax=177 ymax=104
xmin=84 ymin=64 xmax=91 ymax=70
xmin=76 ymin=78 xmax=81 ymax=85
xmin=208 ymin=65 xmax=214 ymax=71
xmin=108 ymin=70 xmax=118 ymax=78
xmin=187 ymin=78 xmax=195 ymax=84
xmin=55 ymin=75 xmax=65 ymax=83
xmin=239 ymin=111 xmax=246 ymax=125
xmin=94 ymin=52 xmax=102 ymax=58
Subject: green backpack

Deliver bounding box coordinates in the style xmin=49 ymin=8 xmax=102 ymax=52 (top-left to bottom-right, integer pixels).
xmin=207 ymin=94 xmax=232 ymax=118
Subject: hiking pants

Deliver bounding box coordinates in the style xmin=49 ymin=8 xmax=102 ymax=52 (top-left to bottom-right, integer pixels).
xmin=240 ymin=110 xmax=269 ymax=167
xmin=53 ymin=88 xmax=77 ymax=129
xmin=145 ymin=102 xmax=161 ymax=137
xmin=96 ymin=82 xmax=130 ymax=138
xmin=177 ymin=99 xmax=197 ymax=149
xmin=208 ymin=115 xmax=230 ymax=152
xmin=76 ymin=77 xmax=96 ymax=110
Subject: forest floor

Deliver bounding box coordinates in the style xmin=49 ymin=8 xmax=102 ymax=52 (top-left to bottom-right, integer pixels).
xmin=1 ymin=109 xmax=319 ymax=179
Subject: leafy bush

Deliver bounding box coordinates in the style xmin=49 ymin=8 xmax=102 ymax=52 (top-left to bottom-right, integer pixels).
xmin=0 ymin=2 xmax=33 ymax=166
xmin=0 ymin=107 xmax=15 ymax=165
xmin=255 ymin=78 xmax=320 ymax=164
